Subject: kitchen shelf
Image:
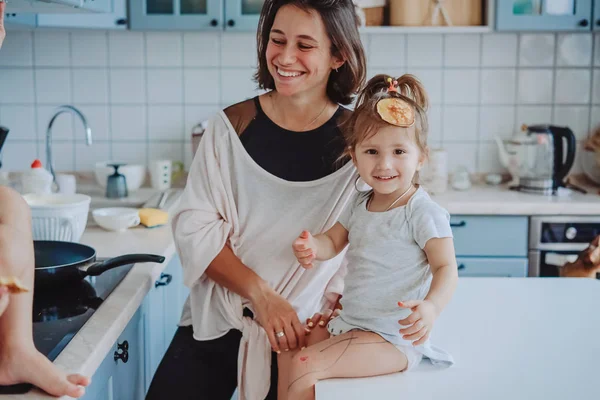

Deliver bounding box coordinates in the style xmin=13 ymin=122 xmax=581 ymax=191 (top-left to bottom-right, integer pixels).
xmin=358 ymin=25 xmax=493 ymax=34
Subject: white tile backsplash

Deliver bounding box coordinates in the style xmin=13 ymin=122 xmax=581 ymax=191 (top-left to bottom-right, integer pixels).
xmin=0 ymin=32 xmax=33 ymax=67
xmin=517 ymin=69 xmax=554 ymax=104
xmin=480 ymin=69 xmax=517 ymax=105
xmin=443 ymin=106 xmax=479 ymax=142
xmin=552 ymin=106 xmax=590 ymax=140
xmin=147 ymin=69 xmax=183 ymax=104
xmin=519 ymin=34 xmax=555 ymax=67
xmin=72 ymin=69 xmax=109 ymax=104
xmin=557 ymin=34 xmax=593 ymax=67
xmin=1 ymin=31 xmax=596 ymax=175
xmin=111 ymin=105 xmax=147 ymax=142
xmin=34 ymin=32 xmax=70 ymax=67
xmin=35 ymin=69 xmax=72 ymax=104
xmin=407 ymin=35 xmax=443 ymax=67
xmin=146 ymin=33 xmax=183 ymax=67
xmin=43 ymin=141 xmax=75 ymax=172
xmin=554 ymin=69 xmax=591 ymax=104
xmin=444 ymin=35 xmax=480 ymax=67
xmin=369 ymin=35 xmax=405 ymax=67
xmin=71 ymin=32 xmax=108 ymax=67
xmin=481 ymin=34 xmax=518 ymax=67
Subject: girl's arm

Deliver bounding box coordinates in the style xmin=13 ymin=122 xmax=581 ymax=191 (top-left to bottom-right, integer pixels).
xmin=422 ymin=237 xmax=458 ymax=315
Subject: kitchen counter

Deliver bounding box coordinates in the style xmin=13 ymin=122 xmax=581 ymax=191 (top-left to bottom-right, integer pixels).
xmin=1 ymin=192 xmax=181 ymax=399
xmin=317 ymin=278 xmax=600 ymax=400
xmin=430 ymin=184 xmax=600 ymax=215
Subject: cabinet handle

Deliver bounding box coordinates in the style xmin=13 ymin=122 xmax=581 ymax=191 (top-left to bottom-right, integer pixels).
xmin=155 ymin=273 xmax=172 ymax=288
xmin=210 ymin=19 xmax=218 ymax=27
xmin=450 ymin=221 xmax=466 ymax=228
xmin=115 ymin=18 xmax=127 ymax=26
xmin=227 ymin=19 xmax=235 ymax=27
xmin=578 ymin=19 xmax=589 ymax=27
xmin=457 ymin=264 xmax=465 ymax=270
xmin=114 ymin=340 xmax=129 ymax=364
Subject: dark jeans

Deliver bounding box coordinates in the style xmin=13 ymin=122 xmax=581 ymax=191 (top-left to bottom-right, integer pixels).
xmin=146 ymin=314 xmax=278 ymax=399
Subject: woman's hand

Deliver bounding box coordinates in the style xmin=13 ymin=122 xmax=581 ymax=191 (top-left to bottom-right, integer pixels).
xmin=0 ymin=286 xmax=9 ymax=317
xmin=305 ymin=308 xmax=340 ymax=333
xmin=292 ymin=230 xmax=318 ymax=269
xmin=398 ymin=300 xmax=438 ymax=346
xmin=250 ymin=287 xmax=306 ymax=353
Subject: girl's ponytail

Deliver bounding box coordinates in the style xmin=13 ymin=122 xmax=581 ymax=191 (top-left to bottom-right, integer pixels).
xmin=396 ymin=74 xmax=429 ymax=112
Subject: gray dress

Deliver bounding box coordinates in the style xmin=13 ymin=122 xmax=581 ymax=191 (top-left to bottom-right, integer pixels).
xmin=327 ymin=187 xmax=455 ymax=367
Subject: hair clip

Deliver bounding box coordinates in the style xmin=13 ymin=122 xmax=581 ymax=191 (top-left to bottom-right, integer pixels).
xmin=377 ymin=97 xmax=415 ymax=128
xmin=386 ymin=77 xmax=399 ymax=93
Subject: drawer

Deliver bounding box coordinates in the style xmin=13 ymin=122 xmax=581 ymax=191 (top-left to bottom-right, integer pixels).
xmin=456 ymin=257 xmax=528 ymax=278
xmin=450 ymin=216 xmax=528 ymax=257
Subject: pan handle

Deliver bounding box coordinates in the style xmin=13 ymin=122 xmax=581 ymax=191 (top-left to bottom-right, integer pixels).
xmin=85 ymin=254 xmax=166 ymax=277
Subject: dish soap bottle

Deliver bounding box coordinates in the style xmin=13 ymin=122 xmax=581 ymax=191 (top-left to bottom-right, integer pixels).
xmin=21 ymin=159 xmax=54 ymax=194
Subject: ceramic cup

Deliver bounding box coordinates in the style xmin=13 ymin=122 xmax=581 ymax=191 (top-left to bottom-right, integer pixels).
xmin=149 ymin=160 xmax=172 ymax=190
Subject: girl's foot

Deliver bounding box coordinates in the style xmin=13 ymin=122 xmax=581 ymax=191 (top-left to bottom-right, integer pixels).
xmin=0 ymin=342 xmax=90 ymax=398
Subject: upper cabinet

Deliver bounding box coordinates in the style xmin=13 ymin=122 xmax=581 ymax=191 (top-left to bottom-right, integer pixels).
xmin=224 ymin=0 xmax=262 ymax=30
xmin=37 ymin=0 xmax=127 ymax=29
xmin=496 ymin=0 xmax=595 ymax=31
xmin=594 ymin=0 xmax=600 ymax=29
xmin=129 ymin=0 xmax=222 ymax=30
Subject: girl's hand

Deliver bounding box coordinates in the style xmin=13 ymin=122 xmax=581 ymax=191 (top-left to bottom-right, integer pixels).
xmin=398 ymin=300 xmax=438 ymax=346
xmin=292 ymin=230 xmax=318 ymax=269
xmin=0 ymin=286 xmax=9 ymax=317
xmin=305 ymin=308 xmax=341 ymax=333
xmin=251 ymin=287 xmax=306 ymax=353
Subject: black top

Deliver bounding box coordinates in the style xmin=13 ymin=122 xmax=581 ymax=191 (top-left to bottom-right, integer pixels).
xmin=237 ymin=97 xmax=349 ymax=182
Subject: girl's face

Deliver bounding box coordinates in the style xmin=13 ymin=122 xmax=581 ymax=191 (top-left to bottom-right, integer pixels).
xmin=266 ymin=5 xmax=344 ymax=99
xmin=353 ymin=125 xmax=425 ymax=198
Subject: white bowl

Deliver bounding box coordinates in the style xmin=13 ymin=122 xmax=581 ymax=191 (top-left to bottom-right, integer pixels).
xmin=92 ymin=207 xmax=140 ymax=232
xmin=94 ymin=162 xmax=147 ymax=192
xmin=24 ymin=193 xmax=91 ymax=242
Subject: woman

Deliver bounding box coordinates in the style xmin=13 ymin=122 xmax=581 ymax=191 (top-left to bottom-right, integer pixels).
xmin=145 ymin=0 xmax=366 ymax=399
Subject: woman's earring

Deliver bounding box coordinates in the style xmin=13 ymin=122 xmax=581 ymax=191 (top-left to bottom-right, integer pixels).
xmin=334 ymin=67 xmax=338 ymax=73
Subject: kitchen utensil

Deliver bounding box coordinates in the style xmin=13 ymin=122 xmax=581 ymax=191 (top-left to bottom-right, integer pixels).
xmin=24 ymin=193 xmax=91 ymax=242
xmin=92 ymin=207 xmax=141 ymax=231
xmin=0 ymin=126 xmax=8 ymax=169
xmin=95 ymin=162 xmax=146 ymax=191
xmin=33 ymin=240 xmax=164 ymax=289
xmin=106 ymin=163 xmax=128 ymax=199
xmin=149 ymin=160 xmax=172 ymax=190
xmin=496 ymin=124 xmax=576 ymax=195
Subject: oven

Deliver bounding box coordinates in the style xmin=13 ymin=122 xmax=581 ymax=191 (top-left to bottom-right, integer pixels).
xmin=528 ymin=216 xmax=600 ymax=277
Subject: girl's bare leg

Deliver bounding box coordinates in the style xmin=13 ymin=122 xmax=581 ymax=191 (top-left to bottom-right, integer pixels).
xmin=278 ymin=324 xmax=332 ymax=400
xmin=285 ymin=330 xmax=408 ymax=400
xmin=0 ymin=187 xmax=90 ymax=397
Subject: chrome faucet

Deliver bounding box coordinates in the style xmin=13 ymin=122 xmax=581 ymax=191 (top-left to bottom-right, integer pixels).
xmin=46 ymin=105 xmax=93 ymax=184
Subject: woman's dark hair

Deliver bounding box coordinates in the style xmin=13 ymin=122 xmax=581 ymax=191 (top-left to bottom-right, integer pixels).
xmin=254 ymin=0 xmax=366 ymax=105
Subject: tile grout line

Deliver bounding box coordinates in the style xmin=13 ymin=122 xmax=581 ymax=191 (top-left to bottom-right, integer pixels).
xmin=144 ymin=32 xmax=149 ymax=167
xmin=31 ymin=31 xmax=39 ymax=159
xmin=550 ymin=33 xmax=558 ymax=123
xmin=440 ymin=34 xmax=446 ymax=147
xmin=476 ymin=33 xmax=483 ymax=173
xmin=106 ymin=30 xmax=114 ymax=162
xmin=514 ymin=33 xmax=521 ymax=131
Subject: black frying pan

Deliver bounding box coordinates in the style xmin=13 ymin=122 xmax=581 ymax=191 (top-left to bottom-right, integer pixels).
xmin=34 ymin=241 xmax=165 ymax=289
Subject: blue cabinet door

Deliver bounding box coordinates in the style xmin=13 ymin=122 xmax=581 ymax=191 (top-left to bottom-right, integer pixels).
xmin=594 ymin=0 xmax=600 ymax=29
xmin=457 ymin=257 xmax=528 ymax=277
xmin=496 ymin=0 xmax=593 ymax=31
xmin=37 ymin=0 xmax=127 ymax=29
xmin=142 ymin=279 xmax=166 ymax=392
xmin=224 ymin=0 xmax=263 ymax=31
xmin=3 ymin=14 xmax=37 ymax=28
xmin=130 ymin=0 xmax=223 ymax=30
xmin=450 ymin=216 xmax=529 ymax=257
xmin=162 ymin=255 xmax=185 ymax=344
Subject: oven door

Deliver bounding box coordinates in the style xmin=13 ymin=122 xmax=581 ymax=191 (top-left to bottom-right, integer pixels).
xmin=536 ymin=250 xmax=580 ymax=277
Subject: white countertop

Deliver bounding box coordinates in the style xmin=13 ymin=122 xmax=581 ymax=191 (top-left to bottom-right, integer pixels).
xmin=430 ymin=184 xmax=600 ymax=215
xmin=1 ymin=195 xmax=180 ymax=399
xmin=317 ymin=278 xmax=600 ymax=400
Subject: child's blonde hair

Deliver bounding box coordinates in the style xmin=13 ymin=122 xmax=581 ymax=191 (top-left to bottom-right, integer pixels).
xmin=342 ymin=73 xmax=430 ymax=183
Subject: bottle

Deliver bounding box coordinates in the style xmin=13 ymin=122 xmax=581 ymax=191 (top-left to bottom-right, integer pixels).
xmin=21 ymin=159 xmax=54 ymax=194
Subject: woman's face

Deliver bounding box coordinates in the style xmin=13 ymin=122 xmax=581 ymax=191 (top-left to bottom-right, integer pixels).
xmin=266 ymin=5 xmax=343 ymax=99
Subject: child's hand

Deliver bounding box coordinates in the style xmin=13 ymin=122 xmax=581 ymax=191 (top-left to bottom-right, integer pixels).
xmin=398 ymin=300 xmax=438 ymax=346
xmin=292 ymin=230 xmax=318 ymax=269
xmin=304 ymin=308 xmax=341 ymax=334
xmin=0 ymin=286 xmax=9 ymax=317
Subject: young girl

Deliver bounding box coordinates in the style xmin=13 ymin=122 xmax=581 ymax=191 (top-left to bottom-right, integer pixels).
xmin=278 ymin=74 xmax=458 ymax=400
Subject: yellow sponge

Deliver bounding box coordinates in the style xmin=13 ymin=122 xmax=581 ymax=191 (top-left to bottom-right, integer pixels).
xmin=138 ymin=208 xmax=169 ymax=228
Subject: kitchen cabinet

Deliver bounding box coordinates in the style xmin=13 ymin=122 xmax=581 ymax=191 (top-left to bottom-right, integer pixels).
xmin=224 ymin=0 xmax=263 ymax=31
xmin=142 ymin=254 xmax=188 ymax=392
xmin=129 ymin=0 xmax=223 ymax=31
xmin=594 ymin=0 xmax=600 ymax=29
xmin=450 ymin=215 xmax=528 ymax=277
xmin=81 ymin=309 xmax=145 ymax=400
xmin=496 ymin=0 xmax=594 ymax=31
xmin=3 ymin=14 xmax=37 ymax=28
xmin=36 ymin=0 xmax=127 ymax=29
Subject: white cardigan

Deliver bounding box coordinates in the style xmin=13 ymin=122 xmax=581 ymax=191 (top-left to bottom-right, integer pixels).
xmin=172 ymin=111 xmax=357 ymax=400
